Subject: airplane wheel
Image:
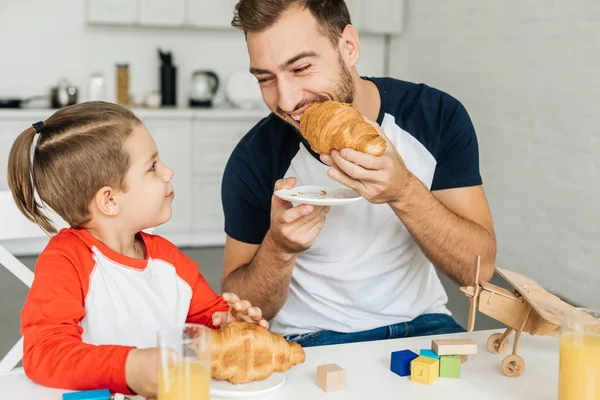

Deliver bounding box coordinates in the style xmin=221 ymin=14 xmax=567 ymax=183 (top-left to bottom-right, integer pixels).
xmin=487 ymin=333 xmax=509 ymax=355
xmin=502 ymin=354 xmax=525 ymax=377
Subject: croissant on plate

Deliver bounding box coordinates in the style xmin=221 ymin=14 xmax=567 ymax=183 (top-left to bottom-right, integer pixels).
xmin=210 ymin=322 xmax=306 ymax=384
xmin=299 ymin=100 xmax=386 ymax=156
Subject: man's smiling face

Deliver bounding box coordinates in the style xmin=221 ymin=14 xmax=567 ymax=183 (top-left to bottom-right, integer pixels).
xmin=247 ymin=6 xmax=355 ymax=131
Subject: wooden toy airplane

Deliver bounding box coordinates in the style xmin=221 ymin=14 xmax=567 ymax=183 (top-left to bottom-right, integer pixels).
xmin=460 ymin=256 xmax=599 ymax=377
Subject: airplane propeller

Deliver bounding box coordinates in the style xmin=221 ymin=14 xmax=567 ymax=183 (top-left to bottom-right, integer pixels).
xmin=460 ymin=255 xmax=482 ymax=332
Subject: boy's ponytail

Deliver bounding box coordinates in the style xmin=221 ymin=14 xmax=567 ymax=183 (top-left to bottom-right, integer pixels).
xmin=7 ymin=125 xmax=56 ymax=235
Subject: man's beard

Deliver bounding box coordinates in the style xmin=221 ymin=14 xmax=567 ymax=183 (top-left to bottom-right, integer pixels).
xmin=276 ymin=54 xmax=355 ymax=132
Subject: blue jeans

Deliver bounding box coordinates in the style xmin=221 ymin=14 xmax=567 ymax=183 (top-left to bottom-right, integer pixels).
xmin=284 ymin=313 xmax=465 ymax=347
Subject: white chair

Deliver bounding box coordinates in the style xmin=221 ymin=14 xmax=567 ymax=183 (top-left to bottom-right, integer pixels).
xmin=0 ymin=190 xmax=67 ymax=373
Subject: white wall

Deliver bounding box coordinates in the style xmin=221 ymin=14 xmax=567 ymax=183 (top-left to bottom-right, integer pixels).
xmin=390 ymin=1 xmax=600 ymax=309
xmin=0 ymin=0 xmax=386 ymax=106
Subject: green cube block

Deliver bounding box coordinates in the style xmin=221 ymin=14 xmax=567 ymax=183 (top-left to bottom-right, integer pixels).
xmin=439 ymin=355 xmax=461 ymax=378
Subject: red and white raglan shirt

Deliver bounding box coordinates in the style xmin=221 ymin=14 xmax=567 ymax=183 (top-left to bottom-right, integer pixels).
xmin=20 ymin=227 xmax=229 ymax=394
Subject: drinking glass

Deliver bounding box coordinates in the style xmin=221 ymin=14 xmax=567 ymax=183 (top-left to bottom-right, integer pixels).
xmin=157 ymin=323 xmax=211 ymax=400
xmin=558 ymin=308 xmax=600 ymax=400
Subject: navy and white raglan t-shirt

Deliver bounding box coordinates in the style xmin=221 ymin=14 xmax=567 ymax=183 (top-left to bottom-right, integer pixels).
xmin=222 ymin=77 xmax=482 ymax=336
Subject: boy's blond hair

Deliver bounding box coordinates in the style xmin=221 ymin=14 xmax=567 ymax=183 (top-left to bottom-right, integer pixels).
xmin=7 ymin=101 xmax=141 ymax=234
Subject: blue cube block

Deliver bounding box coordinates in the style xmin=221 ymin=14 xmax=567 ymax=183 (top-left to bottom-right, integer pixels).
xmin=420 ymin=349 xmax=441 ymax=360
xmin=62 ymin=389 xmax=111 ymax=400
xmin=390 ymin=349 xmax=419 ymax=377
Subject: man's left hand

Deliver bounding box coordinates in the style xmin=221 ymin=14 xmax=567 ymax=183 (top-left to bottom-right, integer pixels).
xmin=320 ymin=117 xmax=412 ymax=204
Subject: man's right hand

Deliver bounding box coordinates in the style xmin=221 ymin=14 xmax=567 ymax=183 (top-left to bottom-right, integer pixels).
xmin=267 ymin=177 xmax=330 ymax=254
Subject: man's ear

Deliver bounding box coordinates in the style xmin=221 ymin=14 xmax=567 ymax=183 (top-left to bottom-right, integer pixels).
xmin=339 ymin=24 xmax=360 ymax=67
xmin=93 ymin=186 xmax=120 ymax=217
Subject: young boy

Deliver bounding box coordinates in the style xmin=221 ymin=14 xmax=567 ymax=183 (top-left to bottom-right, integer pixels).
xmin=7 ymin=101 xmax=268 ymax=397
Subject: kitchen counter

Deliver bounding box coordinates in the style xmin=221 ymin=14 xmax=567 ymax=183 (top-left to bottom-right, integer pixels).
xmin=0 ymin=106 xmax=270 ymax=120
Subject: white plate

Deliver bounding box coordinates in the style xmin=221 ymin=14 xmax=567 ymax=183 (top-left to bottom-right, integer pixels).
xmin=210 ymin=373 xmax=286 ymax=398
xmin=274 ymin=186 xmax=363 ymax=206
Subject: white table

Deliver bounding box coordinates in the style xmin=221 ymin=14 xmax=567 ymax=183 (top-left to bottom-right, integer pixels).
xmin=0 ymin=329 xmax=560 ymax=400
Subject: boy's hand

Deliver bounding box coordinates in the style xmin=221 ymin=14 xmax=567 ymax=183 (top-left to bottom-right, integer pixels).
xmin=125 ymin=348 xmax=159 ymax=398
xmin=212 ymin=292 xmax=270 ymax=330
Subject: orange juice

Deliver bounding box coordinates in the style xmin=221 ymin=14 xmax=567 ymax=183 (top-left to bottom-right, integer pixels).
xmin=158 ymin=360 xmax=210 ymax=400
xmin=558 ymin=333 xmax=600 ymax=400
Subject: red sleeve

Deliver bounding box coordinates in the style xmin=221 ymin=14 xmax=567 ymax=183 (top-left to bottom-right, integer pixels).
xmin=21 ymin=241 xmax=135 ymax=395
xmin=169 ymin=250 xmax=229 ymax=327
xmin=186 ymin=272 xmax=229 ymax=327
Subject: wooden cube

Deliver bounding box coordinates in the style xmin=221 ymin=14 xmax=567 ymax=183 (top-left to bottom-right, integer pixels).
xmin=461 ymin=355 xmax=468 ymax=364
xmin=390 ymin=349 xmax=418 ymax=377
xmin=431 ymin=339 xmax=477 ymax=356
xmin=439 ymin=355 xmax=461 ymax=378
xmin=316 ymin=364 xmax=345 ymax=392
xmin=410 ymin=356 xmax=439 ymax=385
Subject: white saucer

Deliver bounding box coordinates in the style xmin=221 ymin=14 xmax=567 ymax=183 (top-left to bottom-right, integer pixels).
xmin=210 ymin=373 xmax=286 ymax=398
xmin=274 ymin=186 xmax=363 ymax=206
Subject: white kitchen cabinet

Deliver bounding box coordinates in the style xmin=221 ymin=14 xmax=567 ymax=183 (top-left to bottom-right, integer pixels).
xmin=86 ymin=0 xmax=139 ymax=25
xmin=191 ymin=119 xmax=255 ymax=175
xmin=139 ymin=0 xmax=186 ymax=27
xmin=144 ymin=119 xmax=193 ymax=233
xmin=0 ymin=120 xmax=30 ymax=191
xmin=187 ymin=0 xmax=238 ymax=29
xmin=194 ymin=176 xmax=224 ymax=233
xmin=191 ymin=117 xmax=262 ymax=235
xmin=360 ymin=0 xmax=404 ymax=35
xmin=84 ymin=0 xmax=404 ymax=35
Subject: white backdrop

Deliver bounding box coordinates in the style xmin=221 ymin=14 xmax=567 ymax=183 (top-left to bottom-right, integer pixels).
xmin=390 ymin=0 xmax=600 ymax=309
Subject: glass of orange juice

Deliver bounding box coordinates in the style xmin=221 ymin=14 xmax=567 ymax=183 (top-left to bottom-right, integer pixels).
xmin=558 ymin=308 xmax=600 ymax=400
xmin=157 ymin=323 xmax=211 ymax=400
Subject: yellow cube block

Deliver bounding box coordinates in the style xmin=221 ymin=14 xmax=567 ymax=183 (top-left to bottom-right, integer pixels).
xmin=410 ymin=356 xmax=439 ymax=385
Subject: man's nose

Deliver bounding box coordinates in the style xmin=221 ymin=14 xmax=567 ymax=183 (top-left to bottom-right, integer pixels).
xmin=276 ymin=77 xmax=302 ymax=113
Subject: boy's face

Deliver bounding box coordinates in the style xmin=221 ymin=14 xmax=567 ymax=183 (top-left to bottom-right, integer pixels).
xmin=118 ymin=125 xmax=174 ymax=230
xmin=247 ymin=6 xmax=356 ymax=132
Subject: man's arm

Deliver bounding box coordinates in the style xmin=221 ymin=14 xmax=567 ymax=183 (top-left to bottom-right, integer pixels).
xmin=221 ymin=177 xmax=330 ymax=321
xmin=221 ymin=234 xmax=296 ymax=321
xmin=389 ymin=177 xmax=496 ymax=286
xmin=321 ymin=116 xmax=496 ymax=287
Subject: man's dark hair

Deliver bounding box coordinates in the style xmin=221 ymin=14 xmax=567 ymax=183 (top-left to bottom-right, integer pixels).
xmin=232 ymin=0 xmax=352 ymax=47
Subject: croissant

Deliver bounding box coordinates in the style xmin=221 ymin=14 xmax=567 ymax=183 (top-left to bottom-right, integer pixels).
xmin=299 ymin=100 xmax=386 ymax=156
xmin=210 ymin=322 xmax=306 ymax=384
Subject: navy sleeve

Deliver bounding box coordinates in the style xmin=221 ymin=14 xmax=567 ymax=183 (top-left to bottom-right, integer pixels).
xmin=221 ymin=116 xmax=302 ymax=245
xmin=430 ymin=100 xmax=483 ymax=191
xmin=221 ymin=142 xmax=271 ymax=245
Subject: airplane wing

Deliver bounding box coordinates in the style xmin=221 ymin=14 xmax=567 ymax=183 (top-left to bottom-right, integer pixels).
xmin=495 ymin=267 xmax=575 ymax=326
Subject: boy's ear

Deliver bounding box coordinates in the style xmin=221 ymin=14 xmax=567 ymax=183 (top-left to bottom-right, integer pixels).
xmin=93 ymin=186 xmax=120 ymax=217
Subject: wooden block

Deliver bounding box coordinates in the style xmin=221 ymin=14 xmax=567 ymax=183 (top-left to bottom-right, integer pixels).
xmin=439 ymin=355 xmax=461 ymax=378
xmin=419 ymin=349 xmax=440 ymax=360
xmin=461 ymin=354 xmax=468 ymax=364
xmin=316 ymin=364 xmax=345 ymax=392
xmin=63 ymin=389 xmax=111 ymax=400
xmin=410 ymin=356 xmax=439 ymax=385
xmin=390 ymin=349 xmax=418 ymax=377
xmin=431 ymin=339 xmax=477 ymax=356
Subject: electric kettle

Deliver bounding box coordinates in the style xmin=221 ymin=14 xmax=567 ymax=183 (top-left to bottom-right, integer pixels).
xmin=189 ymin=70 xmax=219 ymax=107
